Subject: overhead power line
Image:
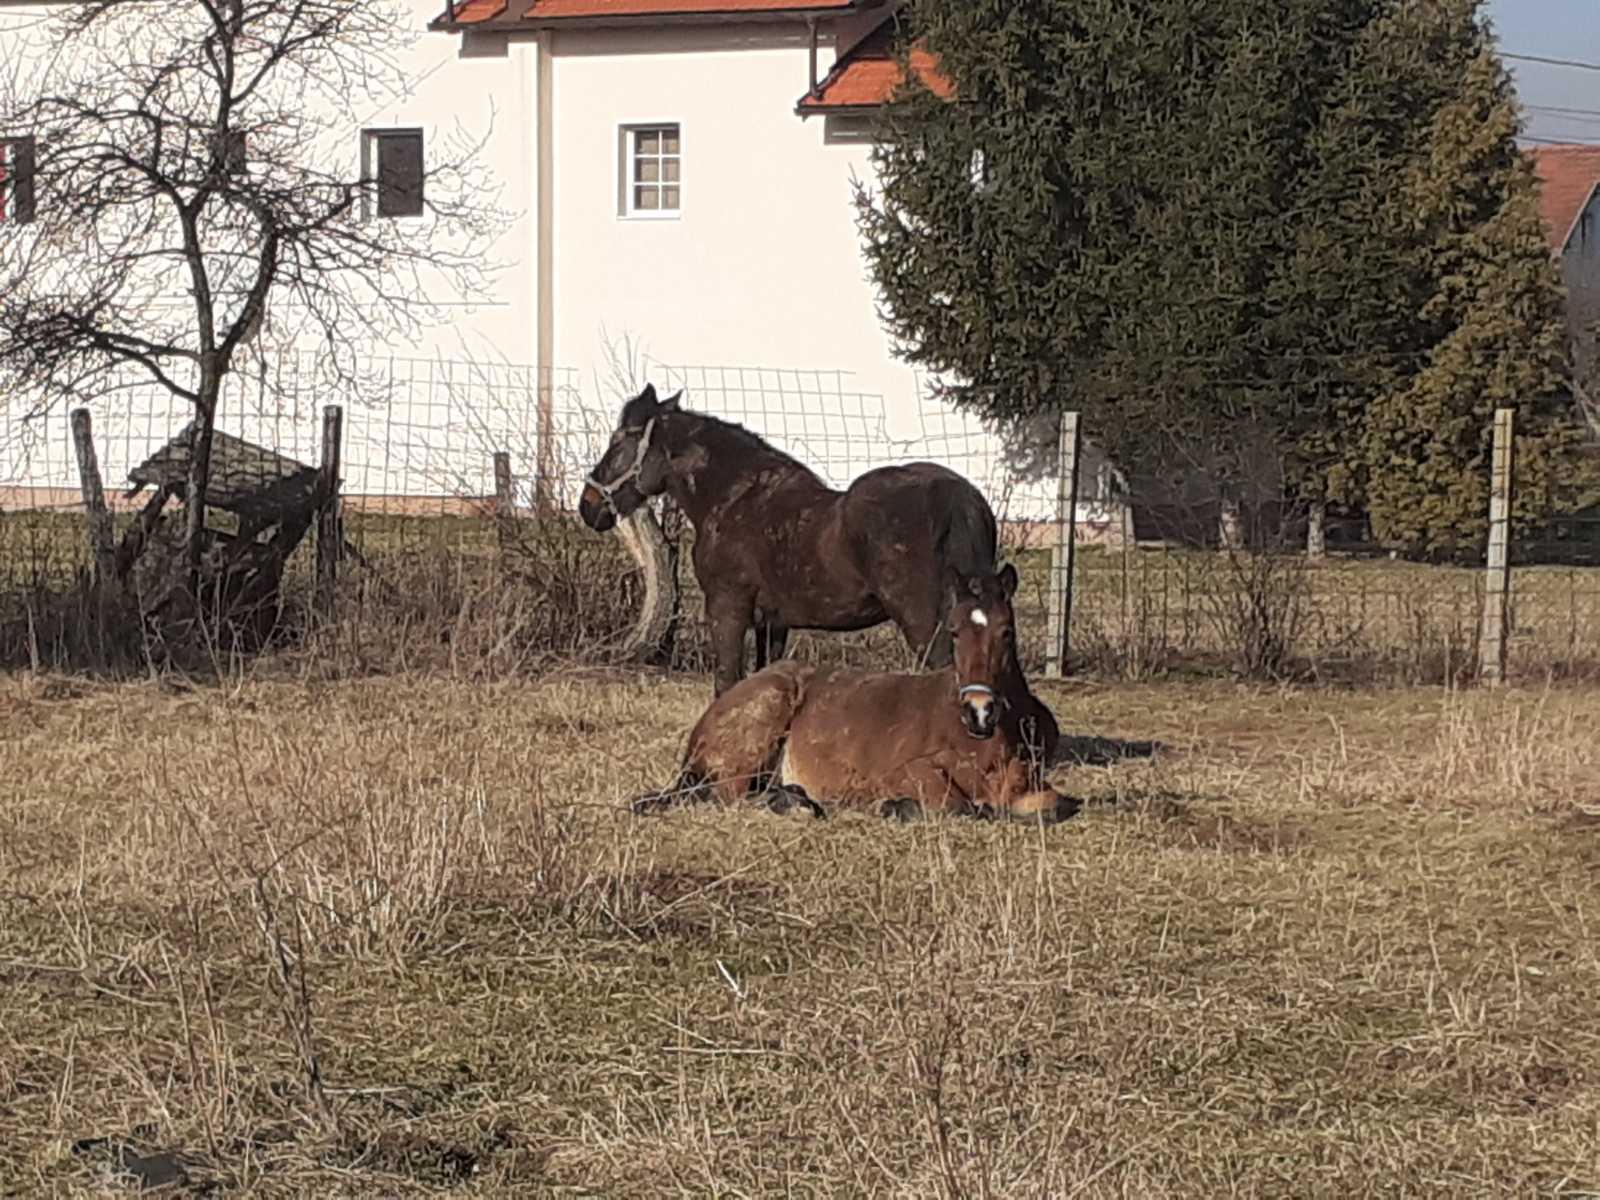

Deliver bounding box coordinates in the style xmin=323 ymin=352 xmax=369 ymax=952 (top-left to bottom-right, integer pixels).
xmin=1502 ymin=51 xmax=1600 ymax=72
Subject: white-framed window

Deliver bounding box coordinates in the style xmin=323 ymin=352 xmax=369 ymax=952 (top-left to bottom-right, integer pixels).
xmin=360 ymin=127 xmax=424 ymax=220
xmin=0 ymin=135 xmax=37 ymax=225
xmin=619 ymin=123 xmax=680 ymax=218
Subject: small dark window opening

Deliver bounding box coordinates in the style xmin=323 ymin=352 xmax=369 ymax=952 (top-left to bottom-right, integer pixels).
xmin=1 ymin=136 xmax=37 ymax=225
xmin=362 ymin=128 xmax=424 ymax=219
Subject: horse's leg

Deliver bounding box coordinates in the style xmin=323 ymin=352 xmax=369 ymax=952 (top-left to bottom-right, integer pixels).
xmin=880 ymin=797 xmax=924 ymax=823
xmin=706 ymin=591 xmax=753 ymax=697
xmin=982 ymin=757 xmax=1080 ymax=825
xmin=631 ymin=770 xmax=712 ymax=816
xmin=881 ymin=762 xmax=978 ymax=820
xmin=884 ymin=591 xmax=949 ymax=669
xmin=753 ymin=624 xmax=791 ymax=673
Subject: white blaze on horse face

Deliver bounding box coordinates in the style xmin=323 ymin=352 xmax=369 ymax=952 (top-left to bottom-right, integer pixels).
xmin=969 ymin=608 xmax=989 ymax=628
xmin=961 ymin=688 xmax=996 ymax=737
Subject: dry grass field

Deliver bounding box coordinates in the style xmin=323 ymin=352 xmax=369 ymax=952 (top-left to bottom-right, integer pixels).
xmin=2 ymin=667 xmax=1598 ymax=1196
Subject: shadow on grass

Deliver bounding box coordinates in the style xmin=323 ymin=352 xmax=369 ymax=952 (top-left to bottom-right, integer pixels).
xmin=1052 ymin=733 xmax=1166 ymax=768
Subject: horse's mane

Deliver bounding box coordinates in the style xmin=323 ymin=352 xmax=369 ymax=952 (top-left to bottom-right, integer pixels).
xmin=680 ymin=408 xmax=826 ymax=484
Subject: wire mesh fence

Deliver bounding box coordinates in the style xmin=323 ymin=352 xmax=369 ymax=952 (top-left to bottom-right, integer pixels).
xmin=2 ymin=353 xmax=1597 ymax=682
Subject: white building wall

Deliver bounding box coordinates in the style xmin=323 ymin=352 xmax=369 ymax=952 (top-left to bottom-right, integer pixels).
xmin=547 ymin=26 xmax=912 ymax=414
xmin=3 ymin=8 xmax=1061 ymax=520
xmin=1 ymin=0 xmax=541 ymax=505
xmin=540 ymin=22 xmax=1054 ymax=517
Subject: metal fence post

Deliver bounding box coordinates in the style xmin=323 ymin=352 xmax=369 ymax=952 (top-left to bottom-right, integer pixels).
xmin=1478 ymin=407 xmax=1515 ymax=686
xmin=1044 ymin=411 xmax=1081 ymax=679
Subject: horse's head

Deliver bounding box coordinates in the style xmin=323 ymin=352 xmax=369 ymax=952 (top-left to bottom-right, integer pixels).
xmin=945 ymin=562 xmax=1020 ymax=740
xmin=579 ymin=383 xmax=681 ymax=532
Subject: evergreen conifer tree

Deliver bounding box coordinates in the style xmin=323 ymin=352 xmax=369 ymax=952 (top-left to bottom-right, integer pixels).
xmin=858 ymin=0 xmax=1593 ymax=558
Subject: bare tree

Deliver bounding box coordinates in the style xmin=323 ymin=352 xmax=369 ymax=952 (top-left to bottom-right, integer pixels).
xmin=0 ymin=0 xmax=501 ymax=604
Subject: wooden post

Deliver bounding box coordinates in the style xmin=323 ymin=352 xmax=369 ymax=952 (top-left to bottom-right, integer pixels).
xmin=493 ymin=451 xmax=514 ymax=516
xmin=70 ymin=408 xmax=116 ymax=584
xmin=1044 ymin=411 xmax=1081 ymax=679
xmin=1478 ymin=407 xmax=1515 ymax=686
xmin=493 ymin=450 xmax=514 ymax=550
xmin=316 ymin=405 xmax=344 ymax=622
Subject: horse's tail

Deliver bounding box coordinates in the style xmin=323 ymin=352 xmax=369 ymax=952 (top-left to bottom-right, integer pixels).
xmin=939 ymin=478 xmax=999 ymax=579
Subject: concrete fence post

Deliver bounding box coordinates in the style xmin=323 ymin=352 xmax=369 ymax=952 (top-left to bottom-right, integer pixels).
xmin=1478 ymin=407 xmax=1515 ymax=686
xmin=1044 ymin=411 xmax=1081 ymax=679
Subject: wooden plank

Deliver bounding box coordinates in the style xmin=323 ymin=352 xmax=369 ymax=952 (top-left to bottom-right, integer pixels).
xmin=1044 ymin=411 xmax=1081 ymax=679
xmin=129 ymin=423 xmax=318 ymax=519
xmin=1478 ymin=407 xmax=1515 ymax=685
xmin=115 ymin=483 xmax=176 ymax=581
xmin=70 ymin=408 xmax=116 ymax=583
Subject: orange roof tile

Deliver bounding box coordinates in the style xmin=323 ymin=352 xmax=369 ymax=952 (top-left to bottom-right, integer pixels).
xmin=443 ymin=0 xmax=504 ymax=22
xmin=1529 ymin=143 xmax=1600 ymax=254
xmin=796 ymin=21 xmax=950 ymax=113
xmin=434 ymin=0 xmax=855 ymax=28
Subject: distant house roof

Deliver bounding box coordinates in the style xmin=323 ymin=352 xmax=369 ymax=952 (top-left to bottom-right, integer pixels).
xmin=795 ymin=20 xmax=950 ymax=115
xmin=1529 ymin=143 xmax=1600 ymax=254
xmin=431 ymin=0 xmax=860 ymax=31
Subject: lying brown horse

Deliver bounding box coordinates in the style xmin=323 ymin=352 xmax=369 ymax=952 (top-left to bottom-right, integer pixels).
xmin=632 ymin=564 xmax=1078 ymax=824
xmin=579 ymin=384 xmax=999 ymax=696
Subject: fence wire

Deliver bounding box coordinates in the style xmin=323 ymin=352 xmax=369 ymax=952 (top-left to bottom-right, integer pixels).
xmin=2 ymin=353 xmax=1597 ymax=681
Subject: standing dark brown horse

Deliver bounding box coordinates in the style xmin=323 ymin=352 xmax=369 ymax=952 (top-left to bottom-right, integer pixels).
xmin=631 ymin=564 xmax=1076 ymax=824
xmin=579 ymin=384 xmax=1000 ymax=696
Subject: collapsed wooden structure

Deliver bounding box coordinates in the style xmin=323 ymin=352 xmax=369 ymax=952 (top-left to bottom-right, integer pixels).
xmin=68 ymin=408 xmax=338 ymax=646
xmin=67 ymin=405 xmax=673 ymax=660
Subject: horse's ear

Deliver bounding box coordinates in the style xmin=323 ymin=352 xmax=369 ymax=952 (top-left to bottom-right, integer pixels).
xmin=660 ymin=390 xmax=682 ymax=413
xmin=997 ymin=562 xmax=1019 ymax=599
xmin=639 ymin=383 xmax=658 ymax=405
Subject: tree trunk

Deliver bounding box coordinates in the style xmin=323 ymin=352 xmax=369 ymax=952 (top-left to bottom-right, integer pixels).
xmin=180 ymin=381 xmax=220 ymax=607
xmin=614 ymin=503 xmax=677 ymax=664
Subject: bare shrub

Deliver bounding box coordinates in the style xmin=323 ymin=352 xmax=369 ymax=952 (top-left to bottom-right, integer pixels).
xmin=1199 ymin=547 xmax=1312 ymax=680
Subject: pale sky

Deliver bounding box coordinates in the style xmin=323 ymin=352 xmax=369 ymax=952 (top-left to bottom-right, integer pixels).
xmin=1488 ymin=0 xmax=1600 ymax=145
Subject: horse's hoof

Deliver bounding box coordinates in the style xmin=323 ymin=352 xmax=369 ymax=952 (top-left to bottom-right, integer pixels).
xmin=766 ymin=785 xmax=826 ymax=820
xmin=1005 ymin=790 xmax=1080 ymax=825
xmin=788 ymin=785 xmax=827 ymax=820
xmin=881 ymin=797 xmax=922 ymax=823
xmin=630 ymin=792 xmax=669 ymax=817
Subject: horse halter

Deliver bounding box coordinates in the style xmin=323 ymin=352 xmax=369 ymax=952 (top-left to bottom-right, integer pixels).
xmin=586 ymin=416 xmax=657 ymax=515
xmin=958 ymin=684 xmax=997 ymax=704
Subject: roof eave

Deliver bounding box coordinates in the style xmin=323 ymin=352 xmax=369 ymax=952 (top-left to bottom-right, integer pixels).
xmin=1552 ymin=180 xmax=1600 ymax=257
xmin=431 ymin=2 xmax=863 ymax=35
xmin=795 ymin=100 xmax=880 ymax=119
